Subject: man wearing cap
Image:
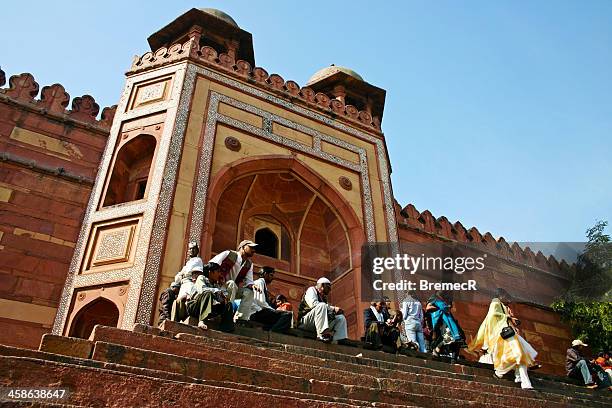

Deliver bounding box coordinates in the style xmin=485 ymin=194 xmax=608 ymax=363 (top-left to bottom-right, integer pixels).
xmin=186 ymin=262 xmax=234 ymax=332
xmin=158 ymin=281 xmax=180 ymax=326
xmin=208 ymin=240 xmax=257 ymax=322
xmin=249 ymin=266 xmax=292 ymax=333
xmin=566 ymin=339 xmax=597 ymax=388
xmin=175 ymin=242 xmax=204 ymax=286
xmin=297 ymin=277 xmax=347 ymax=343
xmin=172 ymin=261 xmax=204 ymax=322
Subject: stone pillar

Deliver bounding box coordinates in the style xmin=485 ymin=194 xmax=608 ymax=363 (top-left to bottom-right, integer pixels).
xmin=53 ymin=58 xmax=195 ymax=335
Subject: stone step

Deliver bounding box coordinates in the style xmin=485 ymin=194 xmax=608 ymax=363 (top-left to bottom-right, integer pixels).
xmin=89 ymin=325 xmax=598 ymax=408
xmin=176 ymin=331 xmax=606 ymax=407
xmin=156 ymin=321 xmax=611 ymax=406
xmin=92 ymin=339 xmax=491 ymax=408
xmin=87 ymin=326 xmax=597 ymax=408
xmin=161 ymin=319 xmax=577 ymax=387
xmin=0 ymin=351 xmax=408 ymax=408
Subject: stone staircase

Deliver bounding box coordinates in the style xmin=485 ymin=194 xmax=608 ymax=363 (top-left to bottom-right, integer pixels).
xmin=1 ymin=321 xmax=611 ymax=407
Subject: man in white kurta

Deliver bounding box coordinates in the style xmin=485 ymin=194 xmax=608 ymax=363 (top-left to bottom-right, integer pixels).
xmin=208 ymin=240 xmax=257 ymax=322
xmin=297 ymin=277 xmax=347 ymax=343
xmin=174 ymin=241 xmax=203 ymax=286
xmin=249 ymin=266 xmax=292 ymax=332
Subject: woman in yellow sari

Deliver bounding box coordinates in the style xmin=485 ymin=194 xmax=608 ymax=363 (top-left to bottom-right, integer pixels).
xmin=469 ymin=288 xmax=537 ymax=389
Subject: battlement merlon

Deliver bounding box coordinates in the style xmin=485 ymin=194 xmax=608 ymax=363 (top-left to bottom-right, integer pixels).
xmin=127 ymin=8 xmax=386 ymax=135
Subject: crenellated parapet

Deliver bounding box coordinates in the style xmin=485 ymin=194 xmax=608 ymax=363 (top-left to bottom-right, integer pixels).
xmin=395 ymin=201 xmax=574 ymax=278
xmin=0 ymin=69 xmax=116 ymax=131
xmin=128 ymin=40 xmax=383 ymax=134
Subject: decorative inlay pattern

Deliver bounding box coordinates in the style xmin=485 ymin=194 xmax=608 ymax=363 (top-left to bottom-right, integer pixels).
xmin=339 ymin=176 xmax=353 ymax=191
xmin=188 ymin=90 xmax=376 ymax=244
xmin=137 ymin=82 xmax=166 ymax=104
xmin=187 ymin=65 xmax=398 ymax=244
xmin=224 ymin=136 xmax=241 ymax=151
xmin=93 ymin=228 xmax=132 ymax=265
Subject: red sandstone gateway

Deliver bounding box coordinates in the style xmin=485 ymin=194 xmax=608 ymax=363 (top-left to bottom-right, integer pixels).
xmin=0 ymin=10 xmax=595 ymax=405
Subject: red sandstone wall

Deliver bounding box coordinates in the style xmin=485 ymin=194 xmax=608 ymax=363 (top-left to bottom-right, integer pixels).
xmin=396 ymin=204 xmax=574 ymax=375
xmin=0 ymin=70 xmax=114 ymax=349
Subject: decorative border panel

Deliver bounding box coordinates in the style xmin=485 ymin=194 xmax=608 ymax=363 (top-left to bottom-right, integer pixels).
xmin=189 ymin=91 xmax=375 ymax=243
xmin=186 ymin=64 xmax=398 ymax=245
xmin=81 ymin=216 xmax=141 ymax=272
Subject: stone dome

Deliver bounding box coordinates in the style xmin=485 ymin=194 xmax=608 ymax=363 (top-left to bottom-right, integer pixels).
xmin=307 ymin=65 xmax=364 ymax=85
xmin=199 ymin=8 xmax=239 ymax=27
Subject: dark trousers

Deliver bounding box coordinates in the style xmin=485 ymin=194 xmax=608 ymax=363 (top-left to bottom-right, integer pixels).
xmin=250 ymin=308 xmax=292 ymax=333
xmin=365 ymin=322 xmax=400 ymax=349
xmin=186 ymin=291 xmax=234 ymax=332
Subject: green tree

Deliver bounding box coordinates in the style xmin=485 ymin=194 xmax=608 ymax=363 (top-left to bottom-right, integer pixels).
xmin=552 ymin=220 xmax=612 ymax=352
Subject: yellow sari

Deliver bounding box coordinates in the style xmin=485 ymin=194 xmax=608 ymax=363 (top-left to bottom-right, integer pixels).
xmin=469 ymin=298 xmax=537 ymax=375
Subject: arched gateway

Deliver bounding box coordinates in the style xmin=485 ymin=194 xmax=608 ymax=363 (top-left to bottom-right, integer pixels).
xmin=52 ymin=8 xmax=398 ymax=339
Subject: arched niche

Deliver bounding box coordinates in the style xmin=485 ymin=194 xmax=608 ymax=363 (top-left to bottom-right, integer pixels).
xmin=68 ymin=297 xmax=119 ymax=339
xmin=201 ymin=155 xmax=366 ymax=338
xmin=102 ymin=134 xmax=157 ymax=207
xmin=205 ymin=156 xmax=362 ymax=280
xmin=255 ymin=227 xmax=279 ymax=259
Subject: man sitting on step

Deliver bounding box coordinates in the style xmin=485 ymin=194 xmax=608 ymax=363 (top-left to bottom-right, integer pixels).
xmin=171 ymin=261 xmax=204 ymax=322
xmin=249 ymin=266 xmax=292 ymax=333
xmin=208 ymin=240 xmax=258 ymax=324
xmin=566 ymin=339 xmax=598 ymax=389
xmin=158 ymin=281 xmax=180 ymax=326
xmin=297 ymin=277 xmax=347 ymax=343
xmin=175 ymin=241 xmax=203 ymax=286
xmin=364 ymin=298 xmax=402 ymax=351
xmin=186 ymin=262 xmax=234 ymax=332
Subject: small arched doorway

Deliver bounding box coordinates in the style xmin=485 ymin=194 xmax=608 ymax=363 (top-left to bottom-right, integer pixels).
xmin=68 ymin=297 xmax=119 ymax=339
xmin=255 ymin=227 xmax=279 ymax=258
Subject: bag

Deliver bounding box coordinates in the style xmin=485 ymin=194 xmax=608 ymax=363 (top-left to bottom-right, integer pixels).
xmin=500 ymin=326 xmax=515 ymax=340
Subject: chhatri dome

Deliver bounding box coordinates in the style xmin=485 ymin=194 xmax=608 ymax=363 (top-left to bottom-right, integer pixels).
xmin=199 ymin=8 xmax=239 ymax=27
xmin=307 ymin=64 xmax=364 ymax=85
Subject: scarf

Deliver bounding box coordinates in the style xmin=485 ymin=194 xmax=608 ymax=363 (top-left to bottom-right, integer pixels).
xmin=370 ymin=306 xmax=384 ymax=323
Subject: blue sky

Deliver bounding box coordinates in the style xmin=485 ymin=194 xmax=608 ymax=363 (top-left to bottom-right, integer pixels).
xmin=3 ymin=1 xmax=611 ymax=242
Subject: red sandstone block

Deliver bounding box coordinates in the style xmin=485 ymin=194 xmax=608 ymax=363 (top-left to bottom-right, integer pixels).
xmin=159 ymin=319 xmax=201 ymax=336
xmin=131 ymin=323 xmax=173 ymax=338
xmin=3 ymin=232 xmax=73 ymax=261
xmin=13 ymin=277 xmax=56 ymax=301
xmin=10 ymin=191 xmax=54 ymax=211
xmin=52 ymin=223 xmax=80 ymax=242
xmin=0 ymin=272 xmax=18 ymax=293
xmin=48 ymin=200 xmax=84 ymax=220
xmin=0 ymin=317 xmax=48 ymax=349
xmin=92 ymin=341 xmax=312 ymax=394
xmin=0 ymin=252 xmax=41 ymax=274
xmin=39 ymin=334 xmax=93 ymax=359
xmin=514 ymin=304 xmax=565 ymax=326
xmin=0 ymin=212 xmax=54 ymax=235
xmin=12 ymin=260 xmax=69 ymax=285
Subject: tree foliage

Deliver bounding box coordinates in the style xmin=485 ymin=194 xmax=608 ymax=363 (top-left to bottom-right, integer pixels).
xmin=552 ymin=220 xmax=612 ymax=352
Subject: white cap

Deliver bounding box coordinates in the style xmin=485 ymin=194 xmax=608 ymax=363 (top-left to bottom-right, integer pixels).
xmin=186 ymin=257 xmax=204 ymax=272
xmin=317 ymin=277 xmax=331 ymax=285
xmin=571 ymin=339 xmax=588 ymax=347
xmin=238 ymin=240 xmax=258 ymax=250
